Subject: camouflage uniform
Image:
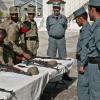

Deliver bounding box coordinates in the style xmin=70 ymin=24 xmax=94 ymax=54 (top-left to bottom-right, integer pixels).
xmin=25 ymin=20 xmax=39 ymax=56
xmin=0 ymin=28 xmax=14 ymax=65
xmin=0 ymin=7 xmax=25 ymax=63
xmin=0 ymin=43 xmax=14 ymax=65
xmin=0 ymin=20 xmax=23 ymax=53
xmin=22 ymin=5 xmax=39 ymax=56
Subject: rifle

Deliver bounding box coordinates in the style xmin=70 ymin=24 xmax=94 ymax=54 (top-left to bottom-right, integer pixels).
xmin=0 ymin=88 xmax=16 ymax=98
xmin=18 ymin=59 xmax=59 ymax=71
xmin=0 ymin=64 xmax=30 ymax=76
xmin=36 ymin=56 xmax=72 ymax=60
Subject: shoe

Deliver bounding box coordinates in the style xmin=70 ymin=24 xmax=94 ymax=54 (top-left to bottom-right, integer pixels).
xmin=62 ymin=73 xmax=72 ymax=81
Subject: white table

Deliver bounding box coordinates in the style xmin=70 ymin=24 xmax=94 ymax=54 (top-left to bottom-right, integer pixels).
xmin=0 ymin=58 xmax=74 ymax=100
xmin=21 ymin=58 xmax=74 ymax=81
xmin=0 ymin=68 xmax=49 ymax=100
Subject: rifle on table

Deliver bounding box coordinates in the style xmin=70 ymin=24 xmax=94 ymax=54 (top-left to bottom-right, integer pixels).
xmin=18 ymin=59 xmax=59 ymax=71
xmin=0 ymin=64 xmax=30 ymax=76
xmin=36 ymin=56 xmax=72 ymax=60
xmin=0 ymin=88 xmax=16 ymax=98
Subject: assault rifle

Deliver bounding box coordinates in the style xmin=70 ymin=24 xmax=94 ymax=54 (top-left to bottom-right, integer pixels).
xmin=36 ymin=56 xmax=72 ymax=60
xmin=0 ymin=88 xmax=16 ymax=98
xmin=0 ymin=64 xmax=30 ymax=76
xmin=18 ymin=59 xmax=59 ymax=71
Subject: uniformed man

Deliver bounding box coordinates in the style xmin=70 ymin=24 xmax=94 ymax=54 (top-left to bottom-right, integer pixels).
xmin=21 ymin=5 xmax=39 ymax=57
xmin=46 ymin=2 xmax=72 ymax=81
xmin=0 ymin=28 xmax=14 ymax=65
xmin=85 ymin=0 xmax=100 ymax=99
xmin=0 ymin=6 xmax=31 ymax=64
xmin=46 ymin=2 xmax=67 ymax=59
xmin=73 ymin=7 xmax=91 ymax=100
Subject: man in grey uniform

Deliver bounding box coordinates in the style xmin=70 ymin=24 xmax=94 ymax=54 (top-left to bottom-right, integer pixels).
xmin=46 ymin=2 xmax=67 ymax=59
xmin=84 ymin=0 xmax=100 ymax=99
xmin=74 ymin=7 xmax=91 ymax=100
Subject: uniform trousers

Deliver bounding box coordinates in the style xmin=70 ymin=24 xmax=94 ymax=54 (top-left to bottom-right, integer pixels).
xmin=88 ymin=63 xmax=100 ymax=100
xmin=77 ymin=60 xmax=89 ymax=100
xmin=47 ymin=37 xmax=67 ymax=59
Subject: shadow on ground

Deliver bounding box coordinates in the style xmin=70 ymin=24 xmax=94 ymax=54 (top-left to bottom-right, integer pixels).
xmin=40 ymin=77 xmax=77 ymax=100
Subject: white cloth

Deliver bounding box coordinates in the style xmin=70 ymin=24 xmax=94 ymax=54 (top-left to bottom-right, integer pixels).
xmin=0 ymin=58 xmax=74 ymax=100
xmin=0 ymin=69 xmax=49 ymax=100
xmin=19 ymin=58 xmax=74 ymax=81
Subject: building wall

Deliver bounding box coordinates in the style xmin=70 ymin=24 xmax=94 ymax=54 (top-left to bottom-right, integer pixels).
xmin=0 ymin=0 xmax=89 ymax=30
xmin=65 ymin=0 xmax=89 ymax=17
xmin=0 ymin=0 xmax=14 ymax=17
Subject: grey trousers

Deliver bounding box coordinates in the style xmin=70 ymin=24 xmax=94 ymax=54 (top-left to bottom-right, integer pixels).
xmin=77 ymin=60 xmax=89 ymax=100
xmin=47 ymin=37 xmax=67 ymax=59
xmin=88 ymin=63 xmax=100 ymax=100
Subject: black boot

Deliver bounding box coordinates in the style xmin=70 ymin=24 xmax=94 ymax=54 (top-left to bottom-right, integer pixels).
xmin=62 ymin=73 xmax=72 ymax=81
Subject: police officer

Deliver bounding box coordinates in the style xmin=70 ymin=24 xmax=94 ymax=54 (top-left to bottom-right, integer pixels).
xmin=46 ymin=2 xmax=67 ymax=59
xmin=74 ymin=7 xmax=91 ymax=100
xmin=0 ymin=28 xmax=14 ymax=65
xmin=84 ymin=0 xmax=100 ymax=99
xmin=0 ymin=6 xmax=31 ymax=63
xmin=23 ymin=5 xmax=39 ymax=57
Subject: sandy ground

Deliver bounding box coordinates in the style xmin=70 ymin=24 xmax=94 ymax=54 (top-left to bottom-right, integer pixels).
xmin=37 ymin=30 xmax=79 ymax=100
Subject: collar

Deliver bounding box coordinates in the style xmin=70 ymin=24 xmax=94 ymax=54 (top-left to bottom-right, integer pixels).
xmin=91 ymin=19 xmax=100 ymax=32
xmin=81 ymin=22 xmax=90 ymax=31
xmin=52 ymin=14 xmax=62 ymax=19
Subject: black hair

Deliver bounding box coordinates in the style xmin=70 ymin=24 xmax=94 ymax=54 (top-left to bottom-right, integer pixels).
xmin=81 ymin=12 xmax=88 ymax=20
xmin=0 ymin=28 xmax=7 ymax=38
xmin=89 ymin=5 xmax=100 ymax=13
xmin=77 ymin=12 xmax=88 ymax=20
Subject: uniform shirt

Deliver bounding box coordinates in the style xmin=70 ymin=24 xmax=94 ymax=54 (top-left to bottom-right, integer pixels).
xmin=0 ymin=43 xmax=14 ymax=65
xmin=25 ymin=20 xmax=39 ymax=41
xmin=0 ymin=20 xmax=23 ymax=54
xmin=46 ymin=14 xmax=67 ymax=37
xmin=87 ymin=19 xmax=100 ymax=57
xmin=76 ymin=22 xmax=91 ymax=66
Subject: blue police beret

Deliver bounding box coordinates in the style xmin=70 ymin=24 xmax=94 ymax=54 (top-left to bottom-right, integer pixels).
xmin=73 ymin=7 xmax=86 ymax=19
xmin=89 ymin=0 xmax=100 ymax=6
xmin=53 ymin=2 xmax=61 ymax=7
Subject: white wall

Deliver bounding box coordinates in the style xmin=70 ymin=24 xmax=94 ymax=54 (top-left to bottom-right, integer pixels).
xmin=0 ymin=0 xmax=14 ymax=17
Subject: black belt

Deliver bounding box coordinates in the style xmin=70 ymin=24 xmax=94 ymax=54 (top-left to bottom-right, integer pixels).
xmin=76 ymin=54 xmax=81 ymax=60
xmin=88 ymin=57 xmax=100 ymax=64
xmin=25 ymin=36 xmax=38 ymax=41
xmin=49 ymin=35 xmax=64 ymax=39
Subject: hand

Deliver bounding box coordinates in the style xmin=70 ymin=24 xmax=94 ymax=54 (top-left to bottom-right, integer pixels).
xmin=22 ymin=52 xmax=31 ymax=60
xmin=78 ymin=66 xmax=85 ymax=74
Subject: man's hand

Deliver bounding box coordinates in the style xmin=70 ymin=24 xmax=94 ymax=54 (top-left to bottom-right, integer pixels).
xmin=78 ymin=66 xmax=85 ymax=74
xmin=22 ymin=52 xmax=31 ymax=60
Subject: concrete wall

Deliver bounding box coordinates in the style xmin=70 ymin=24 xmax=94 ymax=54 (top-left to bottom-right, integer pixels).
xmin=0 ymin=0 xmax=14 ymax=17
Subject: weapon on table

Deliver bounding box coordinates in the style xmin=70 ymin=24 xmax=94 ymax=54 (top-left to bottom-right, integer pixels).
xmin=0 ymin=88 xmax=16 ymax=98
xmin=36 ymin=56 xmax=72 ymax=60
xmin=18 ymin=59 xmax=59 ymax=71
xmin=0 ymin=64 xmax=30 ymax=76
